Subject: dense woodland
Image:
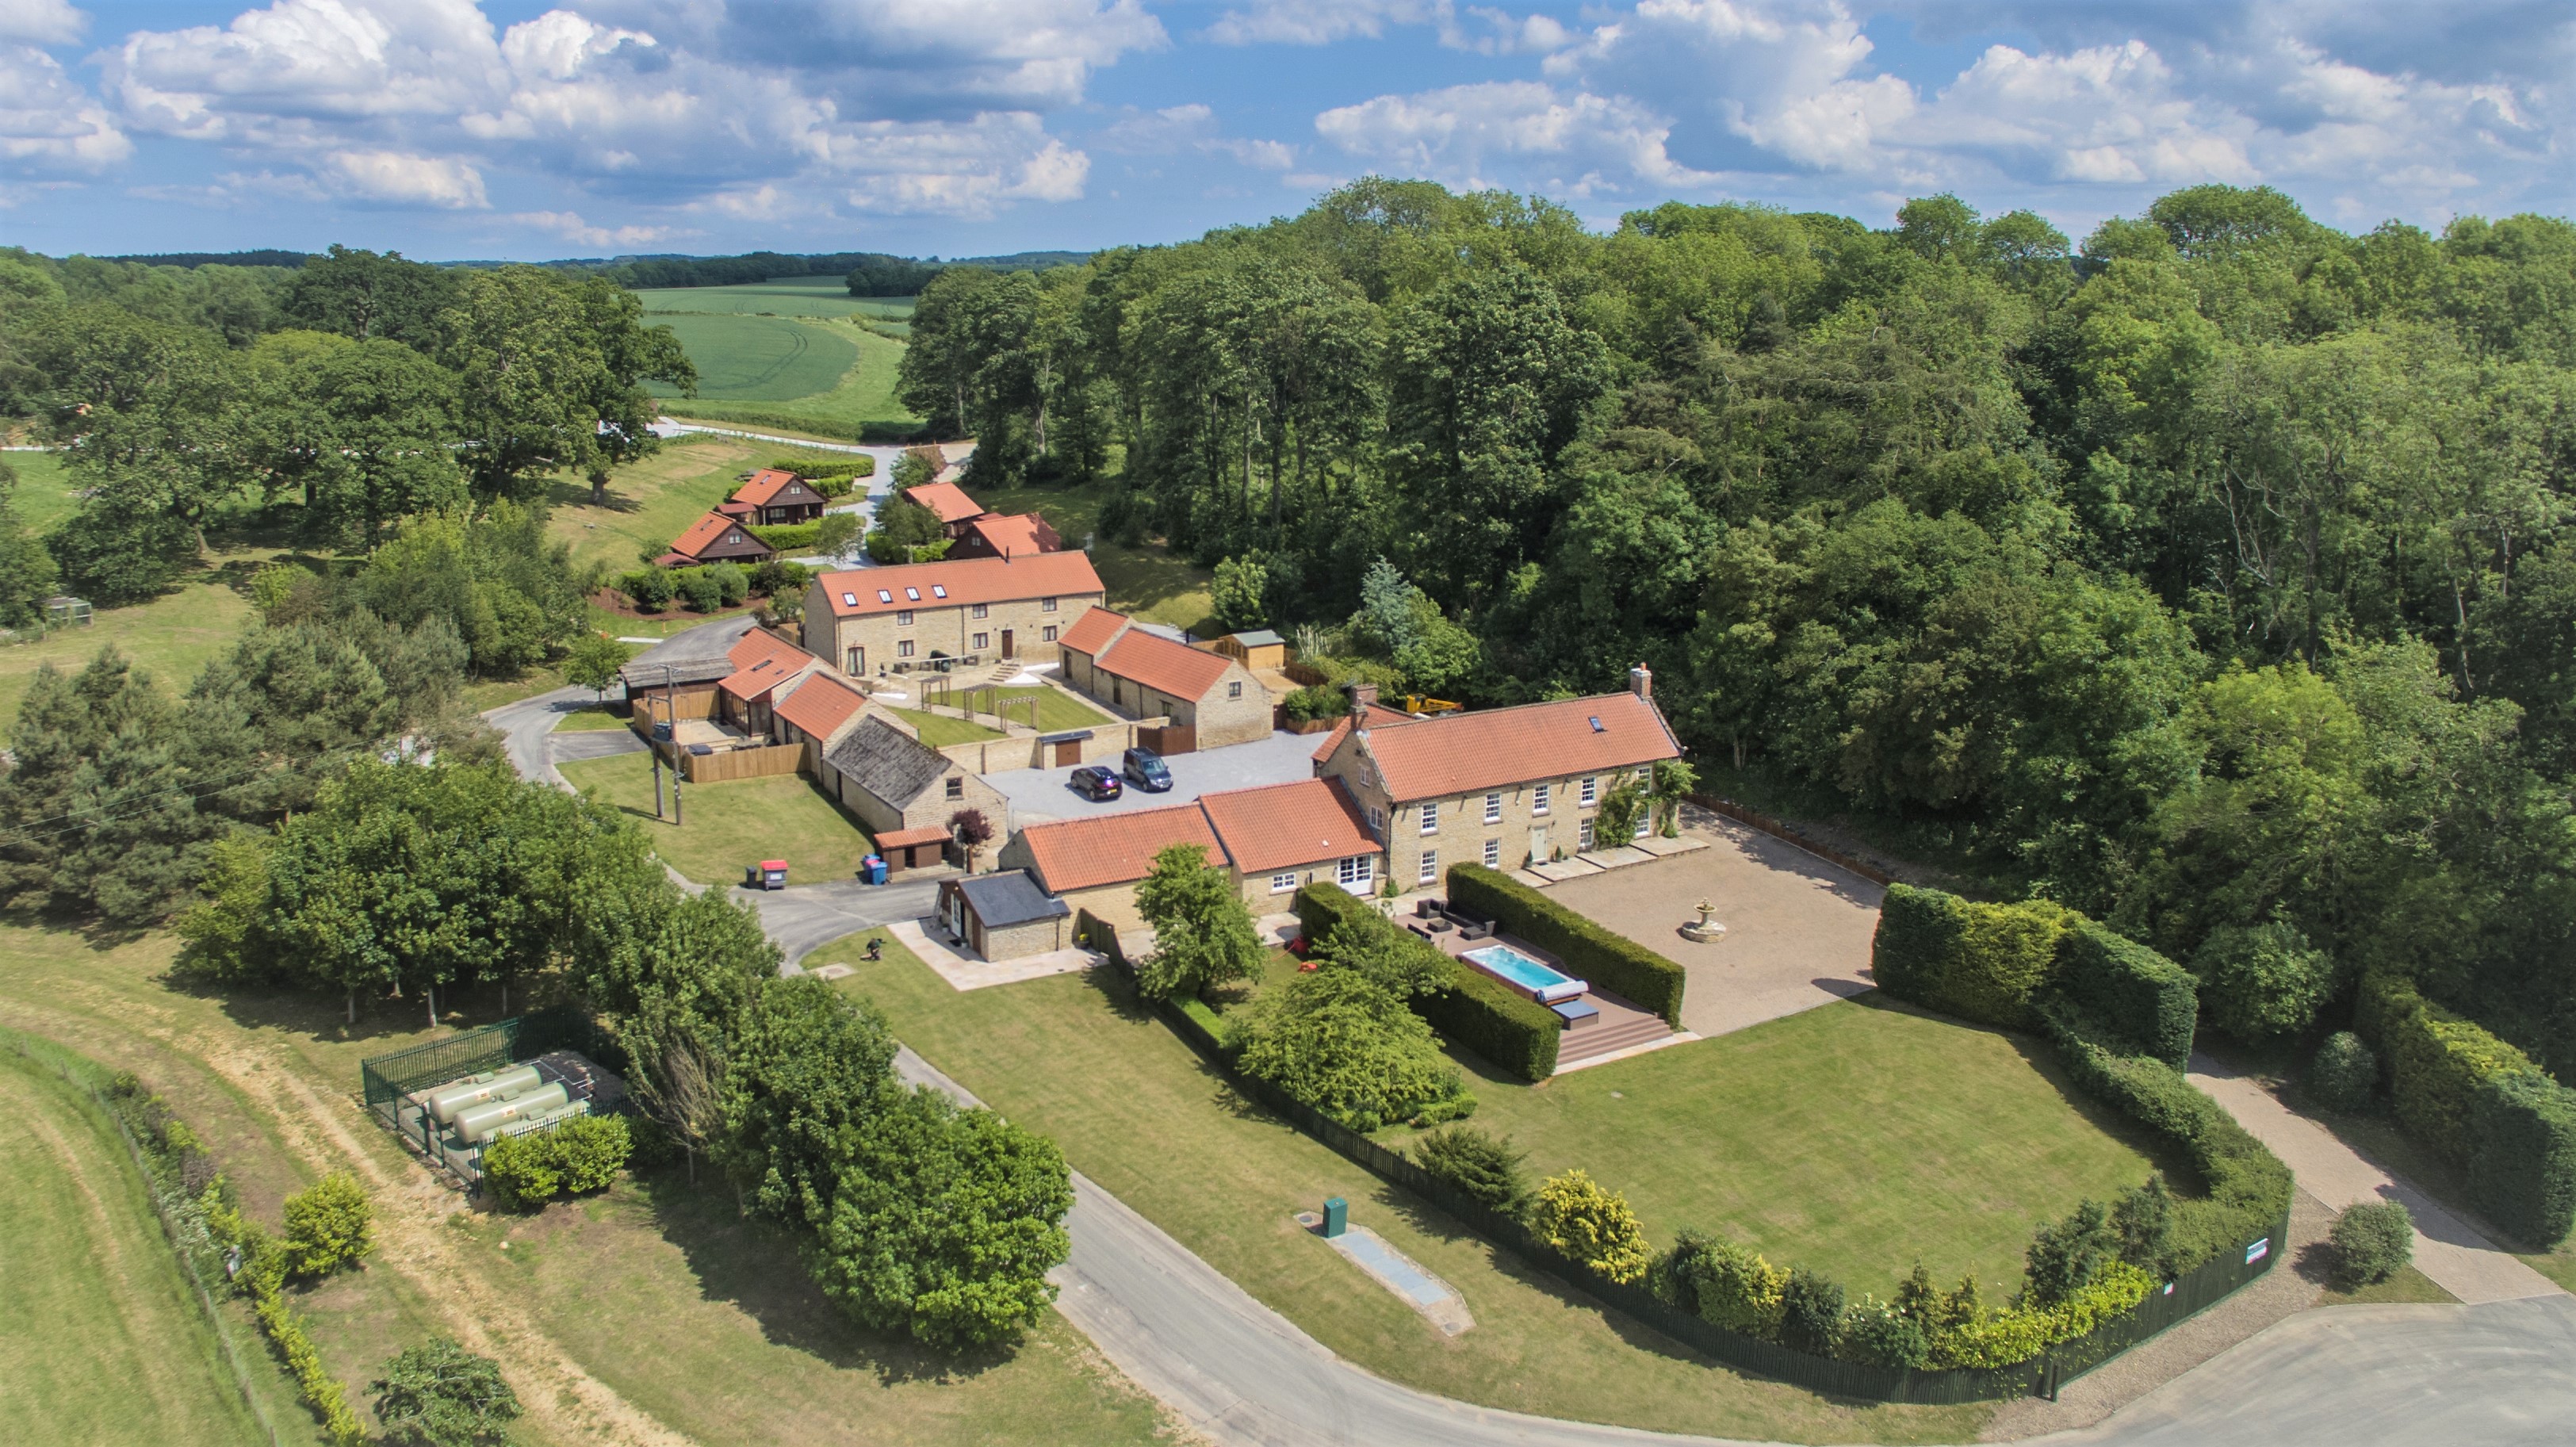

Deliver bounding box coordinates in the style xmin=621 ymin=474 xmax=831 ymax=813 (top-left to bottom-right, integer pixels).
xmin=899 ymin=180 xmax=2576 ymax=1078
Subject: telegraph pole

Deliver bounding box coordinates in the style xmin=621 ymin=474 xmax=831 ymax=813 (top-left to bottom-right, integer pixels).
xmin=666 ymin=664 xmax=683 ymax=825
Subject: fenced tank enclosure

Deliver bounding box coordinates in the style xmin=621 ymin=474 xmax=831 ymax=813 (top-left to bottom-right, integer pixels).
xmin=361 ymin=1008 xmax=627 ymax=1184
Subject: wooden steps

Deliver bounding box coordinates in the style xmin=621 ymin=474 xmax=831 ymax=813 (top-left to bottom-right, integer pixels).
xmin=1554 ymin=991 xmax=1675 ymax=1066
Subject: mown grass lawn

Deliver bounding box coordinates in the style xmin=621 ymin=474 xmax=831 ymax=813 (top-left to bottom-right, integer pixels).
xmin=993 ymin=684 xmax=1112 ymax=732
xmin=886 ymin=706 xmax=1005 ymax=746
xmin=0 ymin=1040 xmax=277 ymax=1445
xmin=0 ymin=924 xmax=1172 ymax=1447
xmin=6 ymin=447 xmax=82 ymax=534
xmin=561 ymin=749 xmax=877 ymax=885
xmin=1380 ymin=997 xmax=2168 ymax=1300
xmin=829 ymin=930 xmax=1988 ymax=1446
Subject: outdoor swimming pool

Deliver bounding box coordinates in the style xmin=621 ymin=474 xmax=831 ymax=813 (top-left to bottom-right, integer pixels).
xmin=1463 ymin=943 xmax=1589 ymax=1004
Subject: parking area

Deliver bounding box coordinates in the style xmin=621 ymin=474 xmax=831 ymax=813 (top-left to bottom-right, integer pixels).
xmin=1538 ymin=806 xmax=1883 ymax=1040
xmin=985 ymin=729 xmax=1322 ymax=825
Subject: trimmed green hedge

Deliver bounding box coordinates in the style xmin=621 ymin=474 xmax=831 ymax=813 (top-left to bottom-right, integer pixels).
xmin=2038 ymin=1001 xmax=2294 ymax=1272
xmin=2471 ymin=1074 xmax=2576 ymax=1247
xmin=2054 ymin=923 xmax=2197 ymax=1069
xmin=1445 ymin=863 xmax=1686 ymax=1027
xmin=1421 ymin=967 xmax=1561 ymax=1081
xmin=2357 ymin=972 xmax=2543 ymax=1160
xmin=2358 ymin=972 xmax=2576 ymax=1247
xmin=748 ymin=522 xmax=821 ymax=549
xmin=1872 ymin=885 xmax=2076 ymax=1030
xmin=1294 ymin=882 xmax=1560 ymax=1081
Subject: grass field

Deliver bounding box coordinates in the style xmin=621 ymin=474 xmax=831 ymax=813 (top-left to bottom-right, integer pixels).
xmin=6 ymin=447 xmax=81 ymax=534
xmin=835 ymin=931 xmax=1988 ymax=1445
xmin=634 ymin=280 xmax=917 ymax=323
xmin=0 ymin=555 xmax=258 ymax=742
xmin=2320 ymin=1264 xmax=2455 ymax=1306
xmin=0 ymin=924 xmax=1173 ymax=1447
xmin=633 ymin=279 xmax=917 ymax=439
xmin=995 ymin=684 xmax=1112 ymax=731
xmin=560 ymin=750 xmax=877 ymax=886
xmin=1380 ymin=998 xmax=2166 ymax=1297
xmin=0 ymin=1039 xmax=278 ymax=1445
xmin=553 ymin=704 xmax=632 ymax=731
xmin=971 ymin=484 xmax=1219 ymax=634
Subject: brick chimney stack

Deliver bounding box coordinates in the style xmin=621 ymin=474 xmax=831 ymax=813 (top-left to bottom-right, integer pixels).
xmin=1630 ymin=663 xmax=1653 ymax=700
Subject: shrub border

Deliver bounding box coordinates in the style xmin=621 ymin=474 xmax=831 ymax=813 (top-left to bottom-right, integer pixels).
xmin=1140 ymin=991 xmax=2283 ymax=1403
xmin=1294 ymin=882 xmax=1560 ymax=1081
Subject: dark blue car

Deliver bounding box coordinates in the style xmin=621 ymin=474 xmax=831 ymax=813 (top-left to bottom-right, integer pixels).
xmin=1122 ymin=747 xmax=1173 ymax=792
xmin=1070 ymin=765 xmax=1123 ymax=802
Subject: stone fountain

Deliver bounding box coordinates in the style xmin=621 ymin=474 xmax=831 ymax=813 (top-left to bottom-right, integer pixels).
xmin=1679 ymin=897 xmax=1728 ymax=944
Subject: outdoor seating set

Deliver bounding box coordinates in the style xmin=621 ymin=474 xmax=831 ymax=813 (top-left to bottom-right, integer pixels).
xmin=1403 ymin=898 xmax=1494 ymax=942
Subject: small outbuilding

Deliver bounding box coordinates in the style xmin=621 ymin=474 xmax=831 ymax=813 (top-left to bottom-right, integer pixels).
xmin=1211 ymin=629 xmax=1288 ymax=670
xmin=937 ymin=871 xmax=1072 ymax=961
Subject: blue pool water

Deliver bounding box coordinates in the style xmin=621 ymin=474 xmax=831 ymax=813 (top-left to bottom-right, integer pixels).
xmin=1464 ymin=944 xmax=1588 ymax=1003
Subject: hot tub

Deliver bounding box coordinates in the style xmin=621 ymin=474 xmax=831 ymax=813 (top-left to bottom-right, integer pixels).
xmin=1463 ymin=944 xmax=1589 ymax=1005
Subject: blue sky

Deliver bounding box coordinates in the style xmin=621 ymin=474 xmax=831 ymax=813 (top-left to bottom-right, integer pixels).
xmin=3 ymin=1 xmax=2569 ymax=262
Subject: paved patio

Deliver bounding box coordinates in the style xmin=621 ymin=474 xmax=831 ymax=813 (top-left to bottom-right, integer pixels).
xmin=1537 ymin=810 xmax=1882 ymax=1040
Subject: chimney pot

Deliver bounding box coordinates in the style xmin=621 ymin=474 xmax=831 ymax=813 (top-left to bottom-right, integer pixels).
xmin=1630 ymin=663 xmax=1653 ymax=700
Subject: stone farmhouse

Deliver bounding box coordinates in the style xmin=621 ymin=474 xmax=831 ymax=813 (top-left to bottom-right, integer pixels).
xmin=1311 ymin=668 xmax=1682 ymax=889
xmin=1057 ymin=608 xmax=1270 ymax=750
xmin=799 ymin=552 xmax=1105 ymax=679
xmin=997 ymin=777 xmax=1377 ymax=936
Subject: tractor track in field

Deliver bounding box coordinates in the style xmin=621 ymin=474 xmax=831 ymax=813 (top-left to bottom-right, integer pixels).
xmin=0 ymin=988 xmax=690 ymax=1447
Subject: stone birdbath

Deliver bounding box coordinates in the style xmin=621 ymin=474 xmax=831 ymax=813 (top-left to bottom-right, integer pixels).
xmin=1679 ymin=898 xmax=1728 ymax=944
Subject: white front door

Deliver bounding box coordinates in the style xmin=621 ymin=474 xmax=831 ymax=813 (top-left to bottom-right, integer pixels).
xmin=1529 ymin=825 xmax=1550 ymax=864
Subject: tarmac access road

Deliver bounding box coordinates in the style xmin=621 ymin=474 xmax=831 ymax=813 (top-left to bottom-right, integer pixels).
xmin=496 ymin=621 xmax=2576 ymax=1447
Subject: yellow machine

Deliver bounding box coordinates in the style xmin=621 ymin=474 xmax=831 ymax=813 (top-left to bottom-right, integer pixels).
xmin=1398 ymin=695 xmax=1464 ymax=716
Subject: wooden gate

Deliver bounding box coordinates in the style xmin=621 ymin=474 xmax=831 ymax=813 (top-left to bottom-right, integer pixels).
xmin=1140 ymin=724 xmax=1197 ymax=756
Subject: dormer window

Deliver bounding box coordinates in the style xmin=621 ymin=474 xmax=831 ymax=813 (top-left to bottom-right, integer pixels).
xmin=876 ymin=589 xmax=893 ymax=603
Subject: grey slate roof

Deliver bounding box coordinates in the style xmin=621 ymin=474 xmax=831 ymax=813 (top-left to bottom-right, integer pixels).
xmin=618 ymin=616 xmax=757 ymax=690
xmin=824 ymin=717 xmax=950 ymax=807
xmin=1229 ymin=630 xmax=1285 ymax=647
xmin=955 ymin=870 xmax=1071 ymax=928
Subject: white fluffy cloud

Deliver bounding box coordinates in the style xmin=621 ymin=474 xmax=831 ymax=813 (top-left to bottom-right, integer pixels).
xmin=1097 ymin=103 xmax=1298 ymax=170
xmin=0 ymin=44 xmax=128 ymax=174
xmin=90 ymin=0 xmax=1158 ymax=221
xmin=1318 ymin=80 xmax=1713 ymax=196
xmin=1315 ymin=0 xmax=2568 ymax=220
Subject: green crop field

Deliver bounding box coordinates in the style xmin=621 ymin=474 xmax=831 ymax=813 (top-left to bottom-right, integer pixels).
xmin=633 ymin=279 xmax=917 ymax=323
xmin=648 ymin=313 xmax=862 ymax=403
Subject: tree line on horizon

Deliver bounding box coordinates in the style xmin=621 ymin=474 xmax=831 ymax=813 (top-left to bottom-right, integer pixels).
xmin=898 ymin=177 xmax=2576 ymax=1083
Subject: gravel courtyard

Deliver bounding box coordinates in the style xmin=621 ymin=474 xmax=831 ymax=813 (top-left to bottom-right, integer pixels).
xmin=1541 ymin=807 xmax=1883 ymax=1039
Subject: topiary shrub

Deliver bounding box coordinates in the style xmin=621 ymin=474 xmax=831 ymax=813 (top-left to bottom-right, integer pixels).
xmin=1529 ymin=1169 xmax=1650 ymax=1284
xmin=2308 ymin=1032 xmax=2379 ymax=1113
xmin=2329 ymin=1200 xmax=2413 ymax=1288
xmin=280 ymin=1172 xmax=373 ymax=1278
xmin=2194 ymin=921 xmax=2335 ymax=1042
xmin=1410 ymin=1125 xmax=1530 ymax=1215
